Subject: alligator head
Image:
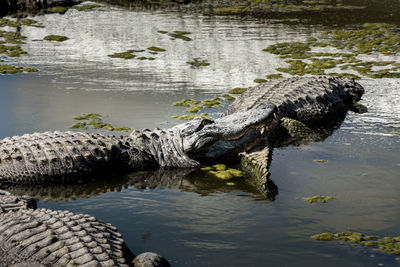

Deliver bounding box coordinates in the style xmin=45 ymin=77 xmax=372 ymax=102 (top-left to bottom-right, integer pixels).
xmin=341 ymin=77 xmax=365 ymax=103
xmin=176 ymin=101 xmax=279 ymax=164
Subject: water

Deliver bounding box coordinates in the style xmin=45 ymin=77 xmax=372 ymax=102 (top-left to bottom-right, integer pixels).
xmin=1 ymin=3 xmax=400 ymax=266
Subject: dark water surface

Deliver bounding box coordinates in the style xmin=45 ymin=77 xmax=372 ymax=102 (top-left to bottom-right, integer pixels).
xmin=1 ymin=2 xmax=400 ymax=266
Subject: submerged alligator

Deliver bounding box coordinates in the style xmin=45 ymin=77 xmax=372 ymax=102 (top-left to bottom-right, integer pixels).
xmin=0 ymin=76 xmax=365 ymax=266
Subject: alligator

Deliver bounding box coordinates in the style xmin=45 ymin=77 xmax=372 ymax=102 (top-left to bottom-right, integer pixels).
xmin=0 ymin=101 xmax=277 ymax=266
xmin=224 ymin=76 xmax=365 ymax=193
xmin=0 ymin=76 xmax=365 ymax=266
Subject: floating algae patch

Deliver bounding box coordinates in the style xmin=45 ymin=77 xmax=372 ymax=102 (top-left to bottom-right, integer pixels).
xmin=0 ymin=64 xmax=23 ymax=74
xmin=202 ymin=98 xmax=222 ymax=108
xmin=108 ymin=51 xmax=135 ymax=59
xmin=188 ymin=105 xmax=203 ymax=113
xmin=74 ymin=4 xmax=102 ymax=11
xmin=221 ymin=94 xmax=235 ymax=101
xmin=0 ymin=18 xmax=21 ymax=28
xmin=72 ymin=113 xmax=131 ymax=132
xmin=44 ymin=35 xmax=69 ymax=42
xmin=314 ymin=159 xmax=328 ymax=163
xmin=0 ymin=43 xmax=27 ymax=57
xmin=172 ymin=113 xmax=212 ymax=120
xmin=46 ymin=6 xmax=69 ymax=14
xmin=266 ymin=73 xmax=283 ymax=79
xmin=24 ymin=68 xmax=39 ymax=72
xmin=147 ymin=46 xmax=166 ymax=52
xmin=157 ymin=30 xmax=168 ymax=34
xmin=254 ymin=78 xmax=268 ymax=83
xmin=304 ymin=195 xmax=335 ymax=203
xmin=263 ymin=22 xmax=400 ymax=78
xmin=187 ymin=58 xmax=210 ymax=68
xmin=312 ymin=231 xmax=400 ymax=260
xmin=229 ymin=87 xmax=248 ymax=94
xmin=0 ymin=30 xmax=27 ymax=44
xmin=168 ymin=31 xmax=192 ymax=41
xmin=202 ymin=164 xmax=243 ymax=180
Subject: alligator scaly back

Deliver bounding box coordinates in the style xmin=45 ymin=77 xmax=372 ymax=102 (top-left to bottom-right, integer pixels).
xmin=224 ymin=76 xmax=364 ymax=127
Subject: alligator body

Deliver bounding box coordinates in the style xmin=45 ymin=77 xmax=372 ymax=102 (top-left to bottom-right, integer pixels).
xmin=0 ymin=76 xmax=365 ymax=266
xmin=224 ymin=76 xmax=365 ymax=193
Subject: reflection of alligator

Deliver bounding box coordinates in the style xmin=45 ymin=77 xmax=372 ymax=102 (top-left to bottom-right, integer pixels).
xmin=224 ymin=76 xmax=364 ymax=193
xmin=0 ymin=102 xmax=276 ymax=266
xmin=0 ymin=76 xmax=364 ymax=266
xmin=0 ymin=0 xmax=81 ymax=16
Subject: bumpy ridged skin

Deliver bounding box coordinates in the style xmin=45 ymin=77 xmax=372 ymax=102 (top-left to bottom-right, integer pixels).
xmin=0 ymin=190 xmax=135 ymax=267
xmin=0 ymin=131 xmax=156 ymax=185
xmin=224 ymin=76 xmax=364 ymax=127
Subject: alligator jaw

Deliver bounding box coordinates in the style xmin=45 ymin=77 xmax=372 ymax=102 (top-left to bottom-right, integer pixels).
xmin=182 ymin=101 xmax=279 ymax=163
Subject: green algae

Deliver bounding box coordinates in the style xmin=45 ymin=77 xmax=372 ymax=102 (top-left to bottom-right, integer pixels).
xmin=168 ymin=31 xmax=192 ymax=41
xmin=254 ymin=78 xmax=267 ymax=83
xmin=202 ymin=98 xmax=222 ymax=108
xmin=0 ymin=18 xmax=21 ymax=28
xmin=311 ymin=233 xmax=334 ymax=241
xmin=266 ymin=73 xmax=282 ymax=79
xmin=0 ymin=64 xmax=23 ymax=74
xmin=229 ymin=87 xmax=247 ymax=94
xmin=314 ymin=159 xmax=327 ymax=163
xmin=188 ymin=105 xmax=203 ymax=113
xmin=46 ymin=6 xmax=69 ymax=14
xmin=304 ymin=195 xmax=335 ymax=203
xmin=0 ymin=43 xmax=27 ymax=57
xmin=158 ymin=30 xmax=168 ymax=34
xmin=0 ymin=31 xmax=27 ymax=44
xmin=127 ymin=49 xmax=145 ymax=53
xmin=200 ymin=167 xmax=213 ymax=171
xmin=173 ymin=99 xmax=200 ymax=107
xmin=108 ymin=51 xmax=135 ymax=59
xmin=187 ymin=58 xmax=210 ymax=68
xmin=213 ymin=164 xmax=227 ymax=171
xmin=74 ymin=113 xmax=102 ymax=121
xmin=147 ymin=46 xmax=166 ymax=52
xmin=115 ymin=127 xmax=131 ymax=132
xmin=205 ymin=164 xmax=244 ymax=180
xmin=24 ymin=68 xmax=39 ymax=72
xmin=71 ymin=122 xmax=88 ymax=130
xmin=172 ymin=113 xmax=212 ymax=120
xmin=74 ymin=4 xmax=102 ymax=11
xmin=44 ymin=35 xmax=69 ymax=42
xmin=221 ymin=94 xmax=235 ymax=101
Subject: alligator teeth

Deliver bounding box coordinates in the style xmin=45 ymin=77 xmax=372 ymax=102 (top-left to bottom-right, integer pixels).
xmin=260 ymin=128 xmax=265 ymax=135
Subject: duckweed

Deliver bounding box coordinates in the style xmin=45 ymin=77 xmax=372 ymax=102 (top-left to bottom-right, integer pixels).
xmin=24 ymin=68 xmax=39 ymax=72
xmin=72 ymin=113 xmax=130 ymax=131
xmin=204 ymin=165 xmax=244 ymax=180
xmin=71 ymin=122 xmax=88 ymax=129
xmin=115 ymin=127 xmax=131 ymax=132
xmin=202 ymin=98 xmax=222 ymax=108
xmin=173 ymin=99 xmax=200 ymax=107
xmin=266 ymin=73 xmax=283 ymax=79
xmin=229 ymin=87 xmax=247 ymax=94
xmin=172 ymin=113 xmax=212 ymax=120
xmin=304 ymin=195 xmax=335 ymax=203
xmin=108 ymin=51 xmax=135 ymax=59
xmin=147 ymin=46 xmax=166 ymax=52
xmin=74 ymin=113 xmax=102 ymax=121
xmin=187 ymin=58 xmax=210 ymax=68
xmin=46 ymin=6 xmax=69 ymax=14
xmin=188 ymin=105 xmax=203 ymax=113
xmin=44 ymin=35 xmax=69 ymax=42
xmin=314 ymin=159 xmax=328 ymax=163
xmin=74 ymin=4 xmax=102 ymax=11
xmin=0 ymin=64 xmax=23 ymax=74
xmin=168 ymin=31 xmax=192 ymax=41
xmin=221 ymin=94 xmax=235 ymax=101
xmin=311 ymin=233 xmax=334 ymax=241
xmin=213 ymin=164 xmax=227 ymax=171
xmin=254 ymin=78 xmax=267 ymax=83
xmin=0 ymin=18 xmax=21 ymax=27
xmin=0 ymin=44 xmax=27 ymax=57
xmin=0 ymin=31 xmax=27 ymax=44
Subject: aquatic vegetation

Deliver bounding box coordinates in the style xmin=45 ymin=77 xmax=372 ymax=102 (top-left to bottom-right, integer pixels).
xmin=304 ymin=195 xmax=335 ymax=203
xmin=311 ymin=233 xmax=334 ymax=241
xmin=157 ymin=30 xmax=168 ymax=34
xmin=229 ymin=87 xmax=248 ymax=94
xmin=202 ymin=164 xmax=243 ymax=180
xmin=266 ymin=73 xmax=283 ymax=79
xmin=173 ymin=99 xmax=200 ymax=107
xmin=24 ymin=68 xmax=39 ymax=72
xmin=313 ymin=231 xmax=400 ymax=260
xmin=172 ymin=113 xmax=212 ymax=120
xmin=188 ymin=105 xmax=203 ymax=113
xmin=168 ymin=31 xmax=192 ymax=41
xmin=46 ymin=6 xmax=69 ymax=14
xmin=0 ymin=18 xmax=21 ymax=28
xmin=263 ymin=23 xmax=400 ymax=78
xmin=71 ymin=122 xmax=88 ymax=130
xmin=0 ymin=30 xmax=27 ymax=44
xmin=44 ymin=35 xmax=69 ymax=42
xmin=187 ymin=58 xmax=210 ymax=68
xmin=147 ymin=46 xmax=166 ymax=52
xmin=74 ymin=4 xmax=102 ymax=11
xmin=314 ymin=159 xmax=327 ymax=163
xmin=254 ymin=78 xmax=267 ymax=83
xmin=71 ymin=113 xmax=130 ymax=132
xmin=108 ymin=51 xmax=135 ymax=59
xmin=221 ymin=94 xmax=235 ymax=101
xmin=0 ymin=64 xmax=23 ymax=74
xmin=202 ymin=98 xmax=222 ymax=108
xmin=127 ymin=49 xmax=145 ymax=53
